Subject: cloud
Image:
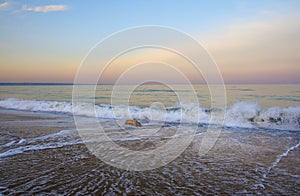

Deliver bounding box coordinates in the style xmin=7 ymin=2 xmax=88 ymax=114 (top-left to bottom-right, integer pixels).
xmin=22 ymin=4 xmax=68 ymax=13
xmin=0 ymin=1 xmax=9 ymax=9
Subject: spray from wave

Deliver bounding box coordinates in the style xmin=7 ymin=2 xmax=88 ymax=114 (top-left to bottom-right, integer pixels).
xmin=0 ymin=98 xmax=299 ymax=130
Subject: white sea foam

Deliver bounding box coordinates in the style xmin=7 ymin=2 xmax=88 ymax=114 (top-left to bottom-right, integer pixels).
xmin=263 ymin=141 xmax=300 ymax=179
xmin=254 ymin=141 xmax=300 ymax=189
xmin=0 ymin=98 xmax=299 ymax=130
xmin=2 ymin=140 xmax=17 ymax=148
xmin=0 ymin=141 xmax=83 ymax=158
xmin=17 ymin=138 xmax=26 ymax=144
xmin=0 ymin=129 xmax=80 ymax=158
xmin=1 ymin=139 xmax=26 ymax=148
xmin=225 ymin=102 xmax=300 ymax=130
xmin=225 ymin=102 xmax=260 ymax=128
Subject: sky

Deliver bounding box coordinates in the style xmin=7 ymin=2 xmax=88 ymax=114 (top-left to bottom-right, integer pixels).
xmin=0 ymin=0 xmax=300 ymax=84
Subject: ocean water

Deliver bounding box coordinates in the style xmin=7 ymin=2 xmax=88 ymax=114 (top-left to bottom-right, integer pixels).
xmin=0 ymin=84 xmax=299 ymax=194
xmin=0 ymin=84 xmax=299 ymax=130
xmin=0 ymin=84 xmax=299 ymax=108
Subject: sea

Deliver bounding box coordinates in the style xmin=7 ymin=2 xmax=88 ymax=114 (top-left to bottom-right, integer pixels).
xmin=0 ymin=84 xmax=299 ymax=195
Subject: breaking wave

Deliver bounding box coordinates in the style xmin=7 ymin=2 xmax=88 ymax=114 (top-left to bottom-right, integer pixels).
xmin=0 ymin=98 xmax=299 ymax=130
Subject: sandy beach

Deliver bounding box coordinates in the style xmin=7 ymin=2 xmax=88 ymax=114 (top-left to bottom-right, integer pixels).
xmin=0 ymin=108 xmax=299 ymax=195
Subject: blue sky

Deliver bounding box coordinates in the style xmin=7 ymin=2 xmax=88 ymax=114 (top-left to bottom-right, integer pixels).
xmin=1 ymin=0 xmax=300 ymax=83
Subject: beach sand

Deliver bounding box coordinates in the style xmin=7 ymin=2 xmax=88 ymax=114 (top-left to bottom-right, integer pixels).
xmin=0 ymin=108 xmax=299 ymax=195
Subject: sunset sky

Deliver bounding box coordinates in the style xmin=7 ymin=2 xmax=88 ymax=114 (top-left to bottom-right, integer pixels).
xmin=0 ymin=0 xmax=299 ymax=84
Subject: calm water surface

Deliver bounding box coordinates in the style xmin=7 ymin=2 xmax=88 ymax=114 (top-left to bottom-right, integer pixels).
xmin=0 ymin=84 xmax=299 ymax=107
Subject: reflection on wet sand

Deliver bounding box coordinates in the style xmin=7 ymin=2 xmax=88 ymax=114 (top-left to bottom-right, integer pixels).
xmin=0 ymin=109 xmax=299 ymax=195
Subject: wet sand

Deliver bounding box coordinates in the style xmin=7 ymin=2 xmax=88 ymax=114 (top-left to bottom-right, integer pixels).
xmin=0 ymin=108 xmax=299 ymax=195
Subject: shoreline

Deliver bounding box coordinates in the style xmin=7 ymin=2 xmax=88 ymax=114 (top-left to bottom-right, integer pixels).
xmin=0 ymin=108 xmax=76 ymax=142
xmin=0 ymin=108 xmax=299 ymax=195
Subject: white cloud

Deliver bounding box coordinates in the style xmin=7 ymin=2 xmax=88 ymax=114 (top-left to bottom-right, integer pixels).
xmin=0 ymin=1 xmax=9 ymax=9
xmin=22 ymin=4 xmax=68 ymax=13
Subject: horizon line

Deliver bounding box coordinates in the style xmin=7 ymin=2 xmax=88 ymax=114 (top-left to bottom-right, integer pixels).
xmin=0 ymin=82 xmax=299 ymax=86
